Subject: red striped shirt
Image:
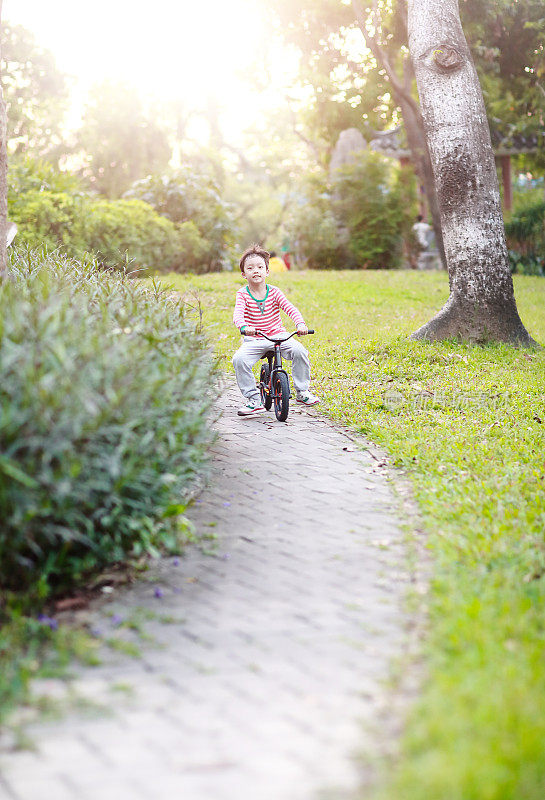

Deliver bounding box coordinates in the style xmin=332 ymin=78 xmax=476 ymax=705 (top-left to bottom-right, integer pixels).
xmin=233 ymin=284 xmax=305 ymax=336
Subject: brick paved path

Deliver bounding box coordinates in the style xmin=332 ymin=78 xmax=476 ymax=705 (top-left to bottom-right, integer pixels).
xmin=0 ymin=382 xmax=416 ymax=800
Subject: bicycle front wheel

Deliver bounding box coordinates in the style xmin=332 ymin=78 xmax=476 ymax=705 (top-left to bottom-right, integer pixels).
xmin=273 ymin=371 xmax=290 ymax=422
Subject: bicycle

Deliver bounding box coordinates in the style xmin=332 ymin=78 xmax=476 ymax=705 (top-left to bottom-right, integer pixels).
xmin=241 ymin=329 xmax=314 ymax=422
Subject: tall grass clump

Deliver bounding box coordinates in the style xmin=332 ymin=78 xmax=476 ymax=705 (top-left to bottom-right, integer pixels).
xmin=0 ymin=251 xmax=218 ymax=606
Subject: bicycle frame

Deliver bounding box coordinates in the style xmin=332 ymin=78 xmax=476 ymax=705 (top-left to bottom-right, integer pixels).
xmin=263 ymin=333 xmax=296 ymax=383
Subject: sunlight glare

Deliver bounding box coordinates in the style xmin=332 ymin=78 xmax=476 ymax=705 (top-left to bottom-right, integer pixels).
xmin=3 ymin=0 xmax=270 ymax=108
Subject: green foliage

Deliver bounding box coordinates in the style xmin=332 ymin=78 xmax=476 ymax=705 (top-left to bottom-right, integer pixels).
xmin=82 ymin=199 xmax=184 ymax=273
xmin=271 ymin=0 xmax=394 ymax=147
xmin=333 ymin=152 xmax=409 ymax=269
xmin=272 ymin=0 xmax=545 ymax=173
xmin=158 ymin=269 xmax=545 ymax=800
xmin=7 ymin=160 xmax=192 ymax=273
xmin=463 ymin=1 xmax=545 ymax=146
xmin=77 ymin=81 xmax=171 ymax=198
xmin=8 ymin=189 xmax=87 ymax=254
xmin=221 ymin=113 xmax=318 ymax=251
xmin=126 ymin=165 xmax=237 ymax=271
xmin=287 ymin=172 xmax=345 ymax=269
xmin=8 ymin=156 xmax=85 ymax=196
xmin=505 ymin=197 xmax=545 ymax=275
xmin=287 ymin=154 xmax=410 ymax=269
xmin=175 ymin=221 xmax=210 ymax=271
xmin=0 ymin=253 xmax=217 ymax=603
xmin=2 ymin=23 xmax=69 ymax=159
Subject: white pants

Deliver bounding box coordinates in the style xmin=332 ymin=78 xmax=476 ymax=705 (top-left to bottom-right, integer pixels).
xmin=232 ymin=336 xmax=311 ymax=402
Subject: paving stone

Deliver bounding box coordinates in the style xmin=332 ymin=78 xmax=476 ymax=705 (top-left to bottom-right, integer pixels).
xmin=0 ymin=380 xmax=417 ymax=799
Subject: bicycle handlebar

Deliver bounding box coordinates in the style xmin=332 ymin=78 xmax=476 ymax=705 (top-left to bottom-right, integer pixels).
xmin=240 ymin=329 xmax=314 ymax=341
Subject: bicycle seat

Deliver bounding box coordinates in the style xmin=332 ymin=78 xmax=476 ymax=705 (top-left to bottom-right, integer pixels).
xmin=261 ymin=350 xmax=275 ymax=359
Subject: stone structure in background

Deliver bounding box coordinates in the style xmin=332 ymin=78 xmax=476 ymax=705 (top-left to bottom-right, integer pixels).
xmin=329 ymin=128 xmax=367 ymax=178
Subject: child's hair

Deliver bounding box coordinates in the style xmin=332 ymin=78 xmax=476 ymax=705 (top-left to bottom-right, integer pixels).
xmin=239 ymin=244 xmax=270 ymax=273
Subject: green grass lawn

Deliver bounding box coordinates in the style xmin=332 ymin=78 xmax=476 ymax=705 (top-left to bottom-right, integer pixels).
xmin=160 ymin=268 xmax=545 ymax=800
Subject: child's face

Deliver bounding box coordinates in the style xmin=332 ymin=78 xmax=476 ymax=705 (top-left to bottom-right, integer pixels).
xmin=242 ymin=255 xmax=268 ymax=286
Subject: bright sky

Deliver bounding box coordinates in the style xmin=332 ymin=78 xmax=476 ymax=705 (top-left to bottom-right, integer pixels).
xmin=3 ymin=0 xmax=298 ymax=140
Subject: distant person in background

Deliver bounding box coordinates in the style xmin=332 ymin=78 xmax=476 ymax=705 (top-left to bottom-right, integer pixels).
xmin=268 ymin=251 xmax=288 ymax=273
xmin=280 ymin=238 xmax=292 ymax=270
xmin=412 ymin=215 xmax=432 ymax=251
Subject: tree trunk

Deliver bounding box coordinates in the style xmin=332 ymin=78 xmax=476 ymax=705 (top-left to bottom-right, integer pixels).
xmin=407 ymin=0 xmax=535 ymax=345
xmin=0 ymin=1 xmax=8 ymax=277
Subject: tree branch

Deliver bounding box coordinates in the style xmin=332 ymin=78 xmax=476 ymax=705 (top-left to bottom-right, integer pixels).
xmin=351 ymin=0 xmax=421 ymax=119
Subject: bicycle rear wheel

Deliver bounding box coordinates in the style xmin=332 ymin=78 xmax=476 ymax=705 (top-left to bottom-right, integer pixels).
xmin=259 ymin=364 xmax=272 ymax=410
xmin=273 ymin=371 xmax=290 ymax=422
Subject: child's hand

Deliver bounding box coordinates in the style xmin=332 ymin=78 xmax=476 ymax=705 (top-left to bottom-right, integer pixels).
xmin=244 ymin=326 xmax=257 ymax=336
xmin=296 ymin=324 xmax=309 ymax=335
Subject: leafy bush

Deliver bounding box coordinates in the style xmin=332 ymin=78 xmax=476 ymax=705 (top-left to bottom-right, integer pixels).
xmin=287 ymin=154 xmax=410 ymax=270
xmin=505 ymin=198 xmax=545 ymax=276
xmin=175 ymin=220 xmax=210 ymax=271
xmin=286 ymin=173 xmax=347 ymax=269
xmin=0 ymin=252 xmax=218 ymax=603
xmin=7 ymin=158 xmax=215 ymax=274
xmin=82 ymin=198 xmax=183 ymax=273
xmin=8 ymin=182 xmax=186 ymax=274
xmin=126 ymin=165 xmax=238 ymax=272
xmin=333 ymin=152 xmax=409 ymax=269
xmin=8 ymin=156 xmax=85 ymax=195
xmin=8 ymin=188 xmax=87 ymax=253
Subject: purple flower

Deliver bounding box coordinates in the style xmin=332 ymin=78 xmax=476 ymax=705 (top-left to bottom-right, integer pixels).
xmin=221 ymin=553 xmax=231 ymax=561
xmin=37 ymin=614 xmax=58 ymax=631
xmin=154 ymin=587 xmax=164 ymax=599
xmin=111 ymin=614 xmax=123 ymax=626
xmin=222 ymin=501 xmax=231 ymax=507
xmin=172 ymin=557 xmax=180 ymax=566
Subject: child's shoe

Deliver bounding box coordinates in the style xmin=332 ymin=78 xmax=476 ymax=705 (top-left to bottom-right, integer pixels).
xmin=238 ymin=399 xmax=266 ymax=416
xmin=296 ymin=391 xmax=320 ymax=406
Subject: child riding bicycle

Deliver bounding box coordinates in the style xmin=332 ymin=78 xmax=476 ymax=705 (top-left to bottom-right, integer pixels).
xmin=232 ymin=244 xmax=320 ymax=417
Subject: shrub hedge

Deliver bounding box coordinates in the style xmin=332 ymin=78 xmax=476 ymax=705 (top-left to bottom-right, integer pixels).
xmin=82 ymin=198 xmax=183 ymax=273
xmin=0 ymin=252 xmax=218 ymax=604
xmin=7 ymin=158 xmax=218 ymax=274
xmin=504 ymin=198 xmax=545 ymax=276
xmin=287 ymin=153 xmax=414 ymax=270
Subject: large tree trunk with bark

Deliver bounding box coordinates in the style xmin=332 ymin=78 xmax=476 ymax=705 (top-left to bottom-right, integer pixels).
xmin=407 ymin=0 xmax=535 ymax=345
xmin=0 ymin=2 xmax=8 ymax=276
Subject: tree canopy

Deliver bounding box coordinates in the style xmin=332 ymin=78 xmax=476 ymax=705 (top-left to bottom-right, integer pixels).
xmin=1 ymin=22 xmax=70 ymax=159
xmin=76 ymin=82 xmax=172 ymax=198
xmin=271 ymin=0 xmax=545 ymax=155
